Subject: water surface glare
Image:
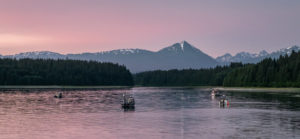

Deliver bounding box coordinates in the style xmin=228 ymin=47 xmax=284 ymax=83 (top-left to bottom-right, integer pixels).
xmin=0 ymin=87 xmax=299 ymax=139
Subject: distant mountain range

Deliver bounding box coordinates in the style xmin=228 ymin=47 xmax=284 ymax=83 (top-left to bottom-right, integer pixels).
xmin=0 ymin=41 xmax=217 ymax=73
xmin=0 ymin=41 xmax=299 ymax=72
xmin=216 ymin=45 xmax=300 ymax=64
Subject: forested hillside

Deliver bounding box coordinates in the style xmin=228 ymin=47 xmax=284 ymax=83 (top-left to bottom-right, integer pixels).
xmin=2 ymin=50 xmax=300 ymax=87
xmin=223 ymin=51 xmax=300 ymax=87
xmin=135 ymin=51 xmax=300 ymax=87
xmin=0 ymin=58 xmax=133 ymax=86
xmin=134 ymin=63 xmax=244 ymax=86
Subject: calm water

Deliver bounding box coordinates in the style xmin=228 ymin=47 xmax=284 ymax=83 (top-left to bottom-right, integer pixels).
xmin=0 ymin=87 xmax=299 ymax=139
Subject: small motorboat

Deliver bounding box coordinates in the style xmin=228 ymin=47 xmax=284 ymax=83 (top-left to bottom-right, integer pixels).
xmin=219 ymin=98 xmax=229 ymax=107
xmin=211 ymin=89 xmax=222 ymax=97
xmin=54 ymin=92 xmax=63 ymax=98
xmin=121 ymin=94 xmax=135 ymax=109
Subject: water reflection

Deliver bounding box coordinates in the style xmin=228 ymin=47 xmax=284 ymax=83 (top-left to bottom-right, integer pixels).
xmin=224 ymin=91 xmax=300 ymax=111
xmin=0 ymin=87 xmax=299 ymax=138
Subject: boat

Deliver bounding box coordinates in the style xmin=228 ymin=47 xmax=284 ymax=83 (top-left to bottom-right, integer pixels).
xmin=54 ymin=92 xmax=63 ymax=98
xmin=121 ymin=94 xmax=135 ymax=109
xmin=219 ymin=97 xmax=229 ymax=107
xmin=211 ymin=89 xmax=222 ymax=97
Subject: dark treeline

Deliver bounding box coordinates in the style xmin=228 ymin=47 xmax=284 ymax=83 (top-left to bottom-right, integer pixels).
xmin=0 ymin=58 xmax=133 ymax=86
xmin=135 ymin=51 xmax=300 ymax=87
xmin=223 ymin=51 xmax=300 ymax=87
xmin=2 ymin=51 xmax=300 ymax=87
xmin=134 ymin=63 xmax=244 ymax=86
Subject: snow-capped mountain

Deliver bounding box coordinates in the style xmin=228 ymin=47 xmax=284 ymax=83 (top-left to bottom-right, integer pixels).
xmin=216 ymin=51 xmax=267 ymax=64
xmin=0 ymin=41 xmax=217 ymax=72
xmin=158 ymin=41 xmax=187 ymax=53
xmin=100 ymin=49 xmax=149 ymax=55
xmin=269 ymin=45 xmax=300 ymax=58
xmin=69 ymin=41 xmax=218 ymax=72
xmin=5 ymin=51 xmax=65 ymax=59
xmin=155 ymin=41 xmax=217 ymax=70
xmin=158 ymin=41 xmax=206 ymax=54
xmin=217 ymin=53 xmax=232 ymax=62
xmin=258 ymin=50 xmax=268 ymax=57
xmin=216 ymin=45 xmax=300 ymax=64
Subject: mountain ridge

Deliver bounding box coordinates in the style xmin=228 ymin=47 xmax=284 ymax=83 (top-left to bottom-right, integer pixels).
xmin=0 ymin=42 xmax=299 ymax=72
xmin=216 ymin=45 xmax=300 ymax=64
xmin=0 ymin=41 xmax=217 ymax=73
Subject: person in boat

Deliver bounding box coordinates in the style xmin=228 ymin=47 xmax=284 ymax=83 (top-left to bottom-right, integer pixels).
xmin=127 ymin=96 xmax=135 ymax=105
xmin=219 ymin=95 xmax=229 ymax=107
xmin=54 ymin=92 xmax=63 ymax=98
xmin=211 ymin=89 xmax=216 ymax=96
xmin=122 ymin=94 xmax=135 ymax=108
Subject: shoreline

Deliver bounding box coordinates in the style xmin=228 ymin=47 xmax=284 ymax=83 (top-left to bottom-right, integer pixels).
xmin=0 ymin=85 xmax=132 ymax=90
xmin=214 ymin=87 xmax=300 ymax=93
xmin=135 ymin=86 xmax=300 ymax=93
xmin=0 ymin=86 xmax=300 ymax=93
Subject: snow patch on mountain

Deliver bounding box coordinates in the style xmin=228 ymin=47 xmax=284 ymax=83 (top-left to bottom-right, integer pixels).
xmin=180 ymin=41 xmax=184 ymax=51
xmin=3 ymin=51 xmax=65 ymax=59
xmin=219 ymin=53 xmax=232 ymax=62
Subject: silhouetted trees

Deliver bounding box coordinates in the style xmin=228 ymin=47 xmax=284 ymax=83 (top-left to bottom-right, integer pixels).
xmin=223 ymin=50 xmax=300 ymax=87
xmin=136 ymin=51 xmax=300 ymax=87
xmin=134 ymin=63 xmax=244 ymax=86
xmin=2 ymin=51 xmax=300 ymax=87
xmin=0 ymin=58 xmax=133 ymax=86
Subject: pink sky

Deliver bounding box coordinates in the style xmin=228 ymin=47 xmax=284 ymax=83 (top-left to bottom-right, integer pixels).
xmin=0 ymin=0 xmax=299 ymax=57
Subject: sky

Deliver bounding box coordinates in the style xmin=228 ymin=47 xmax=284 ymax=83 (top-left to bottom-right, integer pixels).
xmin=0 ymin=0 xmax=299 ymax=57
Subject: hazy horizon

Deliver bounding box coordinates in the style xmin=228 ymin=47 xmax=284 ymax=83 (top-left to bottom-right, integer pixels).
xmin=0 ymin=0 xmax=299 ymax=57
